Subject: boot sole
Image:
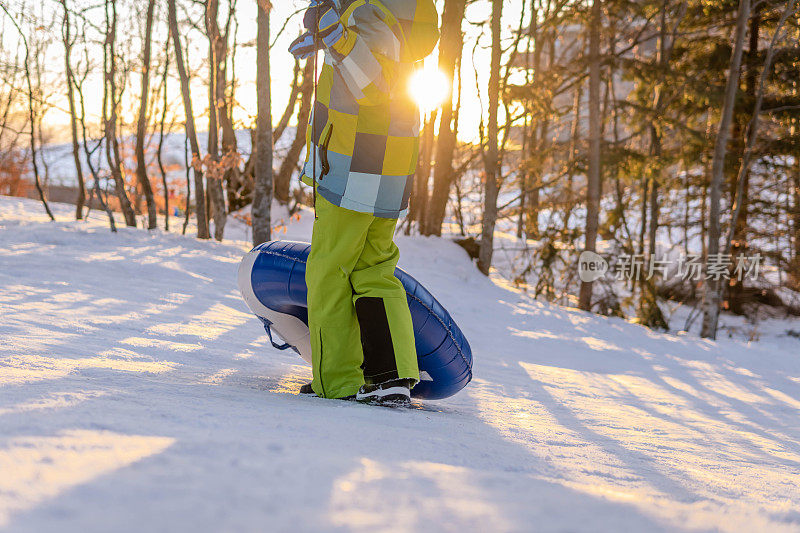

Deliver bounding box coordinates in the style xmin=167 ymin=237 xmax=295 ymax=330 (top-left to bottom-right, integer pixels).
xmin=356 ymin=386 xmax=411 ymax=407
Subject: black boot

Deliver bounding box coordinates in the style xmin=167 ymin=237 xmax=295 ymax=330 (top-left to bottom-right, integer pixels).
xmin=356 ymin=378 xmax=413 ymax=407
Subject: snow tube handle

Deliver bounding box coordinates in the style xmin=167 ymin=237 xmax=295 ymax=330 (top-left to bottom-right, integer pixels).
xmin=259 ymin=317 xmax=293 ymax=351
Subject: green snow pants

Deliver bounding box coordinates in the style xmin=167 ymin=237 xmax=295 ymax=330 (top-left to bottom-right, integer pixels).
xmin=305 ymin=194 xmax=419 ymax=399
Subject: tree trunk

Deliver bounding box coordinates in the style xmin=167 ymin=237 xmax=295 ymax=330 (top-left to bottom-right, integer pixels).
xmin=72 ymin=44 xmax=117 ymax=232
xmin=477 ymin=0 xmax=502 ymax=275
xmin=411 ymin=110 xmax=437 ymax=230
xmin=168 ymin=0 xmax=209 ymax=239
xmin=61 ymin=0 xmax=86 ymax=220
xmin=210 ymin=3 xmax=245 ymax=214
xmin=637 ymin=0 xmax=673 ymax=329
xmin=525 ymin=114 xmax=546 ymax=238
xmin=104 ymin=0 xmax=136 ymax=227
xmin=206 ymin=0 xmax=229 ymax=240
xmin=135 ymin=0 xmax=158 ymax=230
xmin=563 ymin=80 xmax=582 ymax=227
xmin=578 ymin=0 xmax=603 ymax=311
xmin=700 ymin=172 xmax=707 ymax=260
xmin=793 ymin=160 xmax=800 ymax=289
xmin=727 ymin=0 xmax=796 ymax=312
xmin=252 ymin=0 xmax=273 ymax=246
xmin=648 ymin=161 xmax=659 ymax=262
xmin=517 ymin=0 xmax=536 ymax=240
xmin=273 ymin=59 xmax=301 ymax=145
xmin=526 ymin=23 xmax=554 ymax=239
xmin=701 ymin=0 xmax=751 ymax=339
xmin=424 ymin=0 xmax=466 ymax=237
xmin=19 ymin=23 xmax=54 ymax=221
xmin=274 ymin=60 xmax=313 ymax=204
xmin=793 ymin=36 xmax=800 ymax=290
xmin=638 ymin=176 xmax=649 ymax=258
xmin=0 ymin=6 xmax=51 ymax=217
xmin=727 ymin=7 xmax=759 ymax=314
xmin=182 ymin=133 xmax=192 ymax=235
xmin=158 ymin=39 xmax=170 ymax=232
xmin=682 ymin=161 xmax=690 ymax=256
xmin=517 ymin=118 xmax=528 ymax=239
xmin=639 ymin=129 xmax=667 ymax=329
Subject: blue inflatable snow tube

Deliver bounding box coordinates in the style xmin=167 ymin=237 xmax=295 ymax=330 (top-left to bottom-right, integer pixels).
xmin=238 ymin=240 xmax=472 ymax=399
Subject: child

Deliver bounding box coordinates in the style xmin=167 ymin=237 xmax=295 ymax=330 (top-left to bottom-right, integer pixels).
xmin=289 ymin=0 xmax=439 ymax=405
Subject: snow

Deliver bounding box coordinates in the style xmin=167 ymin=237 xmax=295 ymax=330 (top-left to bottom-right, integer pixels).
xmin=2 ymin=195 xmax=800 ymax=532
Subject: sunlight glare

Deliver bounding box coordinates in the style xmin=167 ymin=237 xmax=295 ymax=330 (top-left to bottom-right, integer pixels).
xmin=409 ymin=67 xmax=450 ymax=112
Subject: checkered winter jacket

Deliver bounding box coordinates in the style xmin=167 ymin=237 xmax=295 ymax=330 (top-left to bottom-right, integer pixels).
xmin=300 ymin=0 xmax=440 ymax=219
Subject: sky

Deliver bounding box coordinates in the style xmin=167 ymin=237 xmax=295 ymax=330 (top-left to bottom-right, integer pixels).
xmin=1 ymin=0 xmax=523 ymax=146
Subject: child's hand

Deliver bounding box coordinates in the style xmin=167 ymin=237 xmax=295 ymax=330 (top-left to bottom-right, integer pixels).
xmin=289 ymin=31 xmax=317 ymax=60
xmin=302 ymin=0 xmax=344 ymax=49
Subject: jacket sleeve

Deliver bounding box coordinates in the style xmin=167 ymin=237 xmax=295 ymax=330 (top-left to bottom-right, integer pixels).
xmin=326 ymin=3 xmax=402 ymax=107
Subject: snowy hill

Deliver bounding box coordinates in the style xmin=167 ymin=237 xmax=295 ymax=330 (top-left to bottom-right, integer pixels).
xmin=2 ymin=195 xmax=800 ymax=532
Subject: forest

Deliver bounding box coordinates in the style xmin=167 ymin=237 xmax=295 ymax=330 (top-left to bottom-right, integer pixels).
xmin=1 ymin=0 xmax=799 ymax=340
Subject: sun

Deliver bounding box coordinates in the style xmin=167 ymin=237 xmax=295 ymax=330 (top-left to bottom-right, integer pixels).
xmin=408 ymin=66 xmax=450 ymax=112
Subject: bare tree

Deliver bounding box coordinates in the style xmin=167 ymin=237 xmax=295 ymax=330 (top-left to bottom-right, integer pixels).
xmin=252 ymin=0 xmax=273 ymax=246
xmin=104 ymin=0 xmax=136 ymax=227
xmin=214 ymin=1 xmax=248 ymax=214
xmin=410 ymin=110 xmax=437 ymax=230
xmin=701 ymin=0 xmax=752 ymax=339
xmin=0 ymin=4 xmax=54 ymax=221
xmin=168 ymin=0 xmax=209 ymax=239
xmin=274 ymin=60 xmax=313 ymax=204
xmin=0 ymin=59 xmax=23 ymax=174
xmin=273 ymin=59 xmax=302 ymax=145
xmin=205 ymin=0 xmax=228 ymax=241
xmin=424 ymin=0 xmax=466 ymax=236
xmin=794 ymin=156 xmax=800 ymax=289
xmin=516 ymin=0 xmax=536 ymax=239
xmin=157 ymin=36 xmax=171 ymax=232
xmin=73 ymin=36 xmax=117 ymax=233
xmin=793 ymin=21 xmax=800 ymax=290
xmin=182 ymin=133 xmax=192 ymax=235
xmin=477 ymin=0 xmax=503 ymax=275
xmin=578 ymin=0 xmax=603 ymax=311
xmin=60 ymin=0 xmax=86 ymax=220
xmin=135 ymin=0 xmax=158 ymax=230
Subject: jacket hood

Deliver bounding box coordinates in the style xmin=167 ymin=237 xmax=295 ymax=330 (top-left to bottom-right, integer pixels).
xmin=379 ymin=0 xmax=440 ymax=62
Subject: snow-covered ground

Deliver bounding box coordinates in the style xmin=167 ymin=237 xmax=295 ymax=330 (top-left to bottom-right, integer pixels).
xmin=2 ymin=195 xmax=800 ymax=532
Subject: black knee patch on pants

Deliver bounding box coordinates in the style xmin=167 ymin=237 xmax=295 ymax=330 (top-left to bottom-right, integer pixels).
xmin=355 ymin=297 xmax=399 ymax=382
